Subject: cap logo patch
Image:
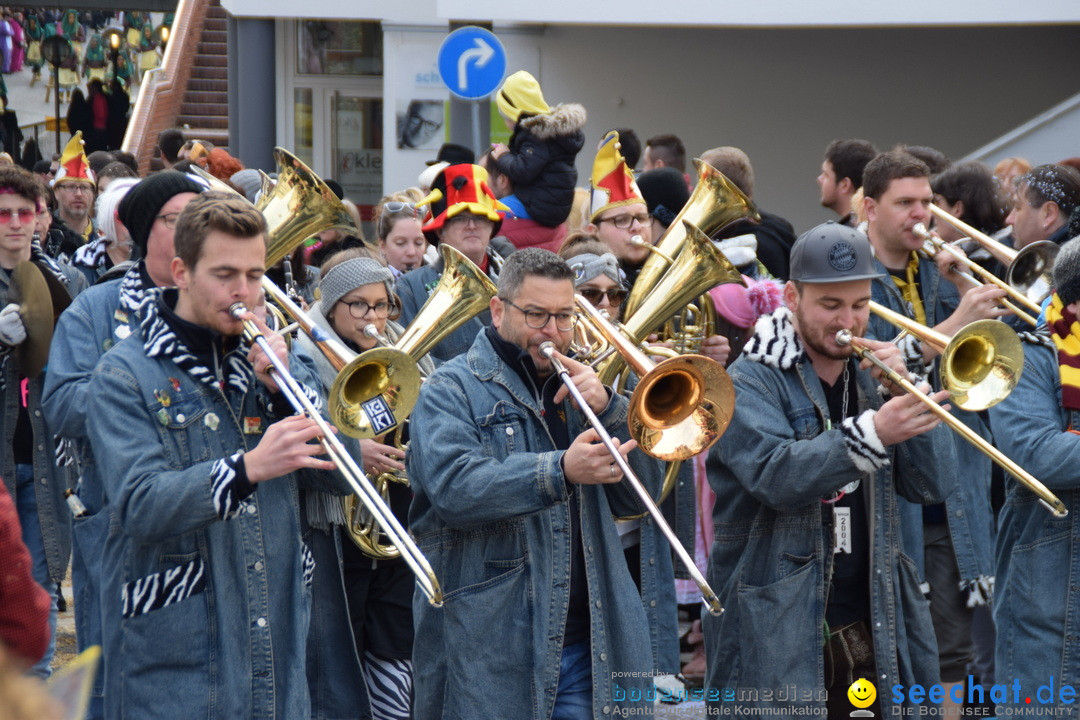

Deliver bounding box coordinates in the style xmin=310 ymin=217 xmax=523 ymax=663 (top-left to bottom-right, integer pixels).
xmin=828 ymin=241 xmax=858 ymax=272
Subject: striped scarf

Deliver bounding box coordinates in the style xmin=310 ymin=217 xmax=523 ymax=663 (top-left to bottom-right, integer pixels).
xmin=1046 ymin=292 xmax=1080 ymax=411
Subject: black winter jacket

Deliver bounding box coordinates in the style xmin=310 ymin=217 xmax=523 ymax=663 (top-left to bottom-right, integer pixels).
xmin=496 ymin=103 xmax=586 ymax=227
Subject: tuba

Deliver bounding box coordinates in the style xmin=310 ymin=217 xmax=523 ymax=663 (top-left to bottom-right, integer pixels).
xmin=341 ymin=244 xmax=498 ymax=557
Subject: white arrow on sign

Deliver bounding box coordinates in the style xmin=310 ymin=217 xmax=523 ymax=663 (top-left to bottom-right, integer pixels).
xmin=457 ymin=38 xmax=495 ymax=92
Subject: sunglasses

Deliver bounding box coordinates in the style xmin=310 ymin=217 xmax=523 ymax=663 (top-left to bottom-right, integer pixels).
xmin=0 ymin=208 xmax=36 ymax=224
xmin=383 ymin=201 xmax=418 ymax=214
xmin=578 ymin=287 xmax=627 ymax=307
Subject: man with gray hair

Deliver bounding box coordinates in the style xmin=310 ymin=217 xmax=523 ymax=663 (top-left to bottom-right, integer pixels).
xmin=702 ymin=145 xmax=796 ymax=279
xmin=407 ymin=247 xmax=661 ymax=719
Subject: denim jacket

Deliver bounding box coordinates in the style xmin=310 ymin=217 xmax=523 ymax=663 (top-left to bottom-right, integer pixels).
xmin=988 ymin=337 xmax=1080 ymax=710
xmin=407 ymin=330 xmax=659 ymax=719
xmin=0 ymin=261 xmax=80 ymax=585
xmin=703 ymin=308 xmax=955 ymax=713
xmin=394 ymin=237 xmax=516 ymax=365
xmin=86 ymin=292 xmax=346 ymax=719
xmin=869 ymin=255 xmax=996 ymax=596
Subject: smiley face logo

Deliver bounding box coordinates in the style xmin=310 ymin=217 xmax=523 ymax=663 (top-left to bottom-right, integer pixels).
xmin=848 ymin=677 xmax=876 ymax=709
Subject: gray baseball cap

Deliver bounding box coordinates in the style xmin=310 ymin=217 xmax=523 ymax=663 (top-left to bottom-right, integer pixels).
xmin=789 ymin=222 xmax=884 ymax=283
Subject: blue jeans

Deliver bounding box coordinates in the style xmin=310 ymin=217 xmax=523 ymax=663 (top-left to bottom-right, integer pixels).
xmin=15 ymin=463 xmax=58 ymax=679
xmin=552 ymin=641 xmax=592 ymax=720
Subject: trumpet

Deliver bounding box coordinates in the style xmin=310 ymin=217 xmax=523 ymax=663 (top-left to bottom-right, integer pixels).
xmin=929 ymin=204 xmax=1057 ymax=306
xmin=229 ymin=303 xmax=444 ymax=605
xmin=835 ymin=329 xmax=1067 ymax=518
xmin=539 ymin=340 xmax=724 ymax=616
xmin=913 ymin=223 xmax=1039 ymax=325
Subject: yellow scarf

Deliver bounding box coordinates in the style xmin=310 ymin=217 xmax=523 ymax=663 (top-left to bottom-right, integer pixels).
xmin=890 ymin=252 xmax=927 ymax=327
xmin=1046 ymin=293 xmax=1080 ymax=411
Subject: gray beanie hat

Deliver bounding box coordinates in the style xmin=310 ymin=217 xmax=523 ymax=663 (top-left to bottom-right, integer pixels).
xmin=1053 ymin=236 xmax=1080 ymax=306
xmin=320 ymin=258 xmax=394 ymax=312
xmin=789 ymin=222 xmax=884 ymax=283
xmin=230 ymin=169 xmax=263 ymax=203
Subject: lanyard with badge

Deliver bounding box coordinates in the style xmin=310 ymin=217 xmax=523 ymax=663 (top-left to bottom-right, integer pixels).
xmin=821 ymin=362 xmax=860 ymax=555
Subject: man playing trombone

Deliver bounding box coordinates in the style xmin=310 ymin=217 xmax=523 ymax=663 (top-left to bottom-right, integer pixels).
xmin=703 ymin=224 xmax=956 ymax=717
xmin=84 ymin=192 xmax=350 ymax=719
xmin=862 ymin=150 xmax=1006 ymax=711
xmin=406 ymin=248 xmax=660 ymax=719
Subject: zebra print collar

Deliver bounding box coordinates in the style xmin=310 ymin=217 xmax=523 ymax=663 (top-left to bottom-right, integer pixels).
xmin=139 ymin=290 xmax=253 ymax=396
xmin=742 ymin=306 xmax=806 ymax=370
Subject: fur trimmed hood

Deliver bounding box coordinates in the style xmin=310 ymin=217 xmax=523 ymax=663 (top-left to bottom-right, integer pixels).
xmin=520 ymin=103 xmax=587 ymax=141
xmin=741 ymin=306 xmax=805 ymax=370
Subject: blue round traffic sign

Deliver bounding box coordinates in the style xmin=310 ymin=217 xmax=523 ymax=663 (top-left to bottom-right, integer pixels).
xmin=438 ymin=27 xmax=507 ymax=101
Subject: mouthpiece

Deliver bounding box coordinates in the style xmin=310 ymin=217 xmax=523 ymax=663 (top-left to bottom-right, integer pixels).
xmin=629 ymin=235 xmax=647 ymax=247
xmin=539 ymin=341 xmax=557 ymax=358
xmin=835 ymin=330 xmax=854 ymax=347
xmin=363 ymin=324 xmax=381 ymax=339
xmin=228 ymin=303 xmax=248 ymax=320
xmin=912 ymin=223 xmax=930 ymax=239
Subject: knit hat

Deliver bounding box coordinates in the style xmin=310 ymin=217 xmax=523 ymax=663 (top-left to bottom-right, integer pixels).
xmin=417 ymin=164 xmax=508 ymax=243
xmin=52 ymin=132 xmax=95 ymax=188
xmin=230 ymin=169 xmax=263 ymax=203
xmin=320 ymin=258 xmax=394 ymax=312
xmin=709 ymin=275 xmax=784 ymax=329
xmin=117 ymin=171 xmax=205 ymax=253
xmin=496 ymin=71 xmax=550 ymax=124
xmin=1053 ymin=236 xmax=1080 ymax=306
xmin=590 ymin=131 xmax=645 ymax=222
xmin=567 ymin=252 xmax=623 ymax=287
xmin=637 ymin=167 xmax=689 ymax=228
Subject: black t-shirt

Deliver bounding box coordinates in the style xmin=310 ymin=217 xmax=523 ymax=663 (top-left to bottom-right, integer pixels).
xmin=821 ymin=359 xmax=871 ymax=627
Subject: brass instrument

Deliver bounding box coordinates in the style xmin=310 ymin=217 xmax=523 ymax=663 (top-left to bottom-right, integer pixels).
xmin=229 ymin=302 xmax=444 ymax=605
xmin=868 ymin=301 xmax=1023 ymax=412
xmin=336 ymin=243 xmax=498 ymax=557
xmin=627 ymin=234 xmax=715 ymax=354
xmin=259 ymin=148 xmax=359 ymax=267
xmin=540 ymin=340 xmax=725 ymax=616
xmin=835 ymin=329 xmax=1067 ymax=518
xmin=9 ymin=262 xmax=60 ymax=378
xmin=597 ymin=221 xmax=745 ymax=386
xmin=621 ymin=159 xmax=760 ymax=319
xmin=913 ymin=223 xmax=1039 ymax=325
xmin=929 ymin=203 xmax=1058 ymax=306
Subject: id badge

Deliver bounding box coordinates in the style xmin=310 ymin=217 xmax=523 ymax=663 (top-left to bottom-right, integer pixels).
xmin=833 ymin=506 xmax=852 ymax=554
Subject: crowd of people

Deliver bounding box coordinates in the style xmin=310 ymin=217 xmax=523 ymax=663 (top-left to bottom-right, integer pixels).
xmin=0 ymin=66 xmax=1079 ymax=720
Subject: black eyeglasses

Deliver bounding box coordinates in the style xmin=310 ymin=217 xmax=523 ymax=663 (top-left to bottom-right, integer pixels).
xmin=596 ymin=213 xmax=650 ymax=230
xmin=504 ymin=300 xmax=577 ymax=331
xmin=344 ymin=300 xmax=392 ymax=319
xmin=578 ymin=287 xmax=627 ymax=307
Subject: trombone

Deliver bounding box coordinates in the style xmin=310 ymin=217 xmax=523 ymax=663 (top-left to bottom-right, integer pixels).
xmin=230 ymin=303 xmax=444 ymax=606
xmin=868 ymin=300 xmax=1023 ymax=412
xmin=540 ymin=339 xmax=725 ymax=616
xmin=835 ymin=328 xmax=1066 ymax=518
xmin=929 ymin=204 xmax=1057 ymax=306
xmin=913 ymin=223 xmax=1039 ymax=325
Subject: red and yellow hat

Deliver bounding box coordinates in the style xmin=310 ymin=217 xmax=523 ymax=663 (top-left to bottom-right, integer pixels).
xmin=590 ymin=130 xmax=643 ymax=222
xmin=52 ymin=132 xmax=96 ymax=188
xmin=418 ymin=164 xmax=508 ymax=243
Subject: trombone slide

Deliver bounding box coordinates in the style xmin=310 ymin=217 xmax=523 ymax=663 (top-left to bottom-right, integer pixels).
xmin=539 ymin=342 xmax=725 ymax=616
xmin=836 ymin=330 xmax=1067 ymax=518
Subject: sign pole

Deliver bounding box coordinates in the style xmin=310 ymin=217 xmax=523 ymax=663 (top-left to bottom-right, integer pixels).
xmin=471 ymin=102 xmax=482 ymax=164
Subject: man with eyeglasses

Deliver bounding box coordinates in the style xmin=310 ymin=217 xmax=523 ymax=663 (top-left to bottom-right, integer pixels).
xmin=408 ymin=247 xmax=660 ymax=720
xmin=43 ymin=170 xmax=203 ymax=720
xmin=47 ymin=133 xmax=104 ymax=262
xmin=397 ymin=163 xmax=517 ymax=364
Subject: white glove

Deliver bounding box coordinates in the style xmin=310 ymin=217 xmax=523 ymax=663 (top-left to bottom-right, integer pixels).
xmin=0 ymin=303 xmax=26 ymax=347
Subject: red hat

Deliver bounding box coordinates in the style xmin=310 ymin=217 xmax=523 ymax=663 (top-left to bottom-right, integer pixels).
xmin=418 ymin=164 xmax=508 ymax=243
xmin=52 ymin=132 xmax=96 ymax=188
xmin=590 ymin=130 xmax=644 ymax=222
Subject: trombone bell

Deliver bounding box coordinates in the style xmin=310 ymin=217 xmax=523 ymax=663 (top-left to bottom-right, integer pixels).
xmin=939 ymin=319 xmax=1024 ymax=412
xmin=330 ymin=347 xmax=422 ymax=438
